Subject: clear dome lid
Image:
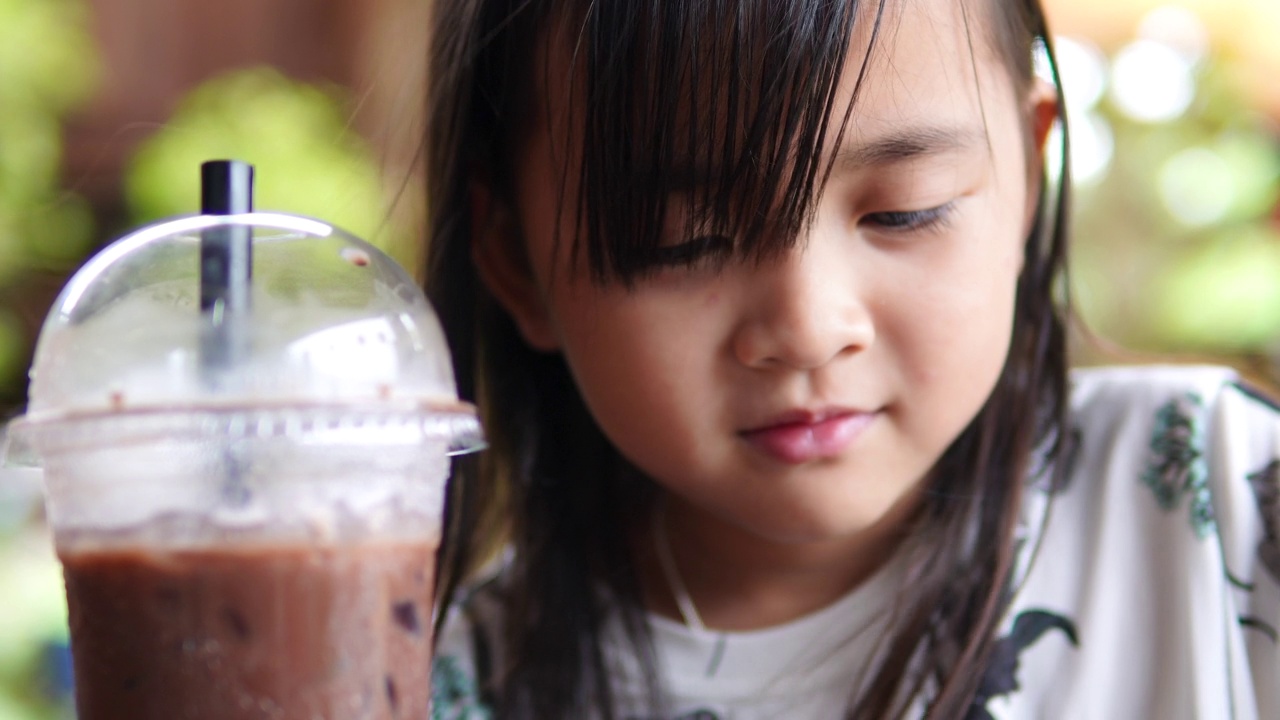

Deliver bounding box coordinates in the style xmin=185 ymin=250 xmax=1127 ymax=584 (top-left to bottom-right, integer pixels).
xmin=7 ymin=210 xmax=483 ymax=462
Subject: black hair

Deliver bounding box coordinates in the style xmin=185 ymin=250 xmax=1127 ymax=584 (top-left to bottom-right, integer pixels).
xmin=426 ymin=1 xmax=1071 ymax=717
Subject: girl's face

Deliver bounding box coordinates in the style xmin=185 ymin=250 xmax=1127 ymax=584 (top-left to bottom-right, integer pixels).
xmin=480 ymin=0 xmax=1054 ymax=546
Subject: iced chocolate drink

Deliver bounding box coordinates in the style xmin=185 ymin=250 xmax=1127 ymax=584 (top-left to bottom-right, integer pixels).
xmin=42 ymin=430 xmax=457 ymax=720
xmin=5 ymin=164 xmax=483 ymax=720
xmin=62 ymin=535 xmax=436 ymax=719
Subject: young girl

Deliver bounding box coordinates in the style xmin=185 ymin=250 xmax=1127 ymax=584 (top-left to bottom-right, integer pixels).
xmin=422 ymin=0 xmax=1280 ymax=717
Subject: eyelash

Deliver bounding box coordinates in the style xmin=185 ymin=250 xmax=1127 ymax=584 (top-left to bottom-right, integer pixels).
xmin=653 ymin=201 xmax=955 ymax=269
xmin=862 ymin=202 xmax=956 ymax=233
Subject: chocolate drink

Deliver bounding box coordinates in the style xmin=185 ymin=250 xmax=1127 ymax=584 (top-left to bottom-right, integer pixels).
xmin=60 ymin=537 xmax=436 ymax=720
xmin=11 ymin=199 xmax=482 ymax=718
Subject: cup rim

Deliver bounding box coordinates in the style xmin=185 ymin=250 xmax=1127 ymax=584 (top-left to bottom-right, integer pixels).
xmin=4 ymin=399 xmax=486 ymax=468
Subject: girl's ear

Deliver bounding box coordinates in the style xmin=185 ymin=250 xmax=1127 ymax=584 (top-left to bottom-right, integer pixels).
xmin=1030 ymin=79 xmax=1059 ymax=157
xmin=1022 ymin=79 xmax=1060 ymax=234
xmin=470 ymin=183 xmax=560 ymax=352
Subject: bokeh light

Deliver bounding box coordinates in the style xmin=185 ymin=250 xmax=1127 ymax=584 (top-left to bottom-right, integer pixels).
xmin=1051 ymin=111 xmax=1115 ymax=186
xmin=1137 ymin=6 xmax=1209 ymax=66
xmin=1055 ymin=36 xmax=1109 ymax=111
xmin=1158 ymin=146 xmax=1235 ymax=227
xmin=1042 ymin=36 xmax=1116 ymax=186
xmin=1110 ymin=38 xmax=1197 ymax=123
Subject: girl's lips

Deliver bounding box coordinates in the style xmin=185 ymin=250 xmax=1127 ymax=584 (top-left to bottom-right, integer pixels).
xmin=740 ymin=411 xmax=876 ymax=464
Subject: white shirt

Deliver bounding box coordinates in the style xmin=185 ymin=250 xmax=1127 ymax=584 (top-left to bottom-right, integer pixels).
xmin=432 ymin=366 xmax=1280 ymax=719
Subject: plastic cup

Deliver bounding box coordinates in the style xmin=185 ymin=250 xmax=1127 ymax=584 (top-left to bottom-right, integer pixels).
xmin=6 ymin=206 xmax=482 ymax=719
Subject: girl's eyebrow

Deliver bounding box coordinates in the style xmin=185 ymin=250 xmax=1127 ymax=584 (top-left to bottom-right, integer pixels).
xmin=832 ymin=125 xmax=988 ymax=172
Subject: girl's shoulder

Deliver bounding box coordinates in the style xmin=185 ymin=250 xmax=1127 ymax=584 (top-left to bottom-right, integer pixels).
xmin=994 ymin=364 xmax=1280 ymax=719
xmin=1062 ymin=363 xmax=1279 ymax=534
xmin=1062 ymin=363 xmax=1279 ymax=514
xmin=1068 ymin=363 xmax=1278 ymax=420
xmin=1054 ymin=363 xmax=1279 ymax=554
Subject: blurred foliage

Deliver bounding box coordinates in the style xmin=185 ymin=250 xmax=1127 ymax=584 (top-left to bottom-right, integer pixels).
xmin=0 ymin=1 xmax=96 ymax=715
xmin=124 ymin=68 xmax=412 ymax=267
xmin=0 ymin=0 xmax=98 ymax=389
xmin=1070 ymin=36 xmax=1280 ymax=379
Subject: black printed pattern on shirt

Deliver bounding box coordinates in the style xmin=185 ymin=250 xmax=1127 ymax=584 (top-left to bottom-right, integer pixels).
xmin=967 ymin=609 xmax=1079 ymax=720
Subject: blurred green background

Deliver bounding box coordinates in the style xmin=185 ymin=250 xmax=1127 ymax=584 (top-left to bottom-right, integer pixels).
xmin=0 ymin=0 xmax=1277 ymax=717
xmin=1052 ymin=0 xmax=1280 ymax=381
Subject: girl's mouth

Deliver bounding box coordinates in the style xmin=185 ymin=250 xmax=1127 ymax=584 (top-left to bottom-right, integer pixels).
xmin=739 ymin=411 xmax=876 ymax=464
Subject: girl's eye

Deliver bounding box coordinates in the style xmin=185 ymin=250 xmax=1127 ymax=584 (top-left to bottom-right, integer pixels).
xmin=861 ymin=202 xmax=956 ymax=233
xmin=652 ymin=234 xmax=734 ymax=269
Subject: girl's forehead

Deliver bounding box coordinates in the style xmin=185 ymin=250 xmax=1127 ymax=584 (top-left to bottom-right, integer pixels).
xmin=846 ymin=1 xmax=1013 ymax=127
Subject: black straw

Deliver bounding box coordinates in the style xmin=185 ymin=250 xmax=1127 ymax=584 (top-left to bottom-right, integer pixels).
xmin=200 ymin=160 xmax=254 ymax=312
xmin=199 ymin=160 xmax=256 ymax=506
xmin=199 ymin=160 xmax=254 ymax=374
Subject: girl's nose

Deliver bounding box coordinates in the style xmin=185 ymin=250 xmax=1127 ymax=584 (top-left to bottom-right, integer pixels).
xmin=730 ymin=240 xmax=875 ymax=371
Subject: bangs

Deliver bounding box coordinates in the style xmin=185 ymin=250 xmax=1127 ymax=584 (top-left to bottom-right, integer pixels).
xmin=552 ymin=0 xmax=885 ymax=283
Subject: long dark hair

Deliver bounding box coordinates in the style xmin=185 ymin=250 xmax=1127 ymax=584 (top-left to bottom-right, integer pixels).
xmin=426 ymin=1 xmax=1072 ymax=717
